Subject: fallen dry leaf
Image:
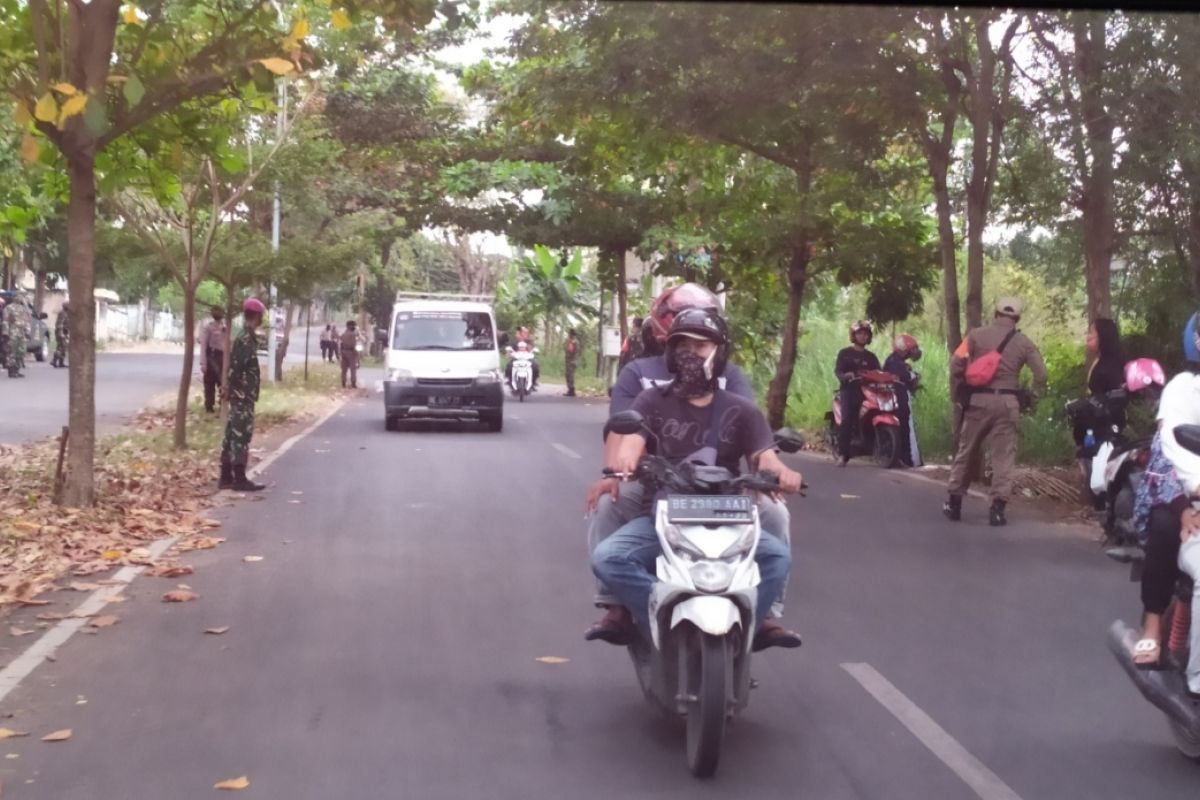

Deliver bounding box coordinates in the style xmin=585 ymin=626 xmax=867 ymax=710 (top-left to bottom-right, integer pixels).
xmin=287 ymin=500 xmax=303 ymax=505
xmin=17 ymin=600 xmax=51 ymax=607
xmin=839 ymin=494 xmax=860 ymax=500
xmin=214 ymin=776 xmax=250 ymax=791
xmin=35 ymin=612 xmax=66 ymax=621
xmin=105 ymin=596 xmax=127 ymax=604
xmin=145 ymin=564 xmax=193 ymax=578
xmin=67 ymin=582 xmax=101 ymax=592
xmin=8 ymin=627 xmax=35 ymax=637
xmin=535 ymin=656 xmax=569 ymax=665
xmin=242 ymin=556 xmax=263 ymax=563
xmin=40 ymin=729 xmax=71 ymax=742
xmin=89 ymin=615 xmax=119 ymax=628
xmin=162 ymin=589 xmax=198 ymax=603
xmin=204 ymin=626 xmax=230 ymax=635
xmin=0 ymin=729 xmax=28 ymax=740
xmin=101 ymin=550 xmax=122 ymax=561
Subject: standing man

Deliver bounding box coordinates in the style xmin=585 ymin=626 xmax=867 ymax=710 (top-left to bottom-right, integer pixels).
xmin=833 ymin=320 xmax=881 ymax=466
xmin=199 ymin=305 xmax=227 ymax=413
xmin=564 ymin=328 xmax=579 ymax=397
xmin=219 ymin=298 xmax=267 ymax=492
xmin=51 ymin=301 xmax=70 ymax=369
xmin=340 ymin=320 xmax=360 ymax=389
xmin=943 ymin=297 xmax=1047 ymax=526
xmin=328 ymin=324 xmax=340 ymax=363
xmin=4 ymin=292 xmax=31 ymax=379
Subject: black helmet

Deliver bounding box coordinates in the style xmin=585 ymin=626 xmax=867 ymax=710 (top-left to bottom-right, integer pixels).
xmin=665 ymin=306 xmax=730 ymax=380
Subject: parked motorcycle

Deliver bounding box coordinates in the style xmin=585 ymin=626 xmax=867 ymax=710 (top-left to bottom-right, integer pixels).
xmin=825 ymin=369 xmax=903 ymax=468
xmin=506 ymin=346 xmax=537 ymax=402
xmin=1065 ymin=358 xmax=1164 ymax=546
xmin=1108 ymin=423 xmax=1200 ymax=761
xmin=605 ymin=410 xmax=804 ymax=778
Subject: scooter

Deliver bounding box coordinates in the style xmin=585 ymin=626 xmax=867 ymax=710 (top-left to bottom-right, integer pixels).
xmin=604 ymin=410 xmax=804 ymax=778
xmin=1108 ymin=423 xmax=1200 ymax=761
xmin=826 ymin=369 xmax=904 ymax=468
xmin=506 ymin=347 xmax=537 ymax=402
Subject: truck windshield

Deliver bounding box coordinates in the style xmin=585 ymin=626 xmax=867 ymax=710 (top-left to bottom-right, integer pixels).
xmin=391 ymin=311 xmax=495 ymax=351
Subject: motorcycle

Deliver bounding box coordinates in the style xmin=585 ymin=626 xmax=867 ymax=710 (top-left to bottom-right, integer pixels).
xmin=604 ymin=410 xmax=804 ymax=778
xmin=506 ymin=347 xmax=537 ymax=402
xmin=825 ymin=369 xmax=904 ymax=468
xmin=1108 ymin=423 xmax=1200 ymax=761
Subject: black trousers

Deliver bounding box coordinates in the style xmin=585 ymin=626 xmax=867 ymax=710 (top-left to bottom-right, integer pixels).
xmin=1142 ymin=504 xmax=1184 ymax=616
xmin=838 ymin=384 xmax=864 ymax=457
xmin=203 ymin=349 xmax=223 ymax=412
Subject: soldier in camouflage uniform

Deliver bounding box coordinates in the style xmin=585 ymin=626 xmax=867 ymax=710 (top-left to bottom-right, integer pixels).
xmin=51 ymin=302 xmax=70 ymax=368
xmin=219 ymin=297 xmax=267 ymax=492
xmin=564 ymin=328 xmax=579 ymax=397
xmin=4 ymin=292 xmax=31 ymax=378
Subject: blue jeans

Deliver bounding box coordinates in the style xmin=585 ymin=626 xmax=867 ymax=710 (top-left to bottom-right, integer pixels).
xmin=591 ymin=515 xmax=791 ymax=636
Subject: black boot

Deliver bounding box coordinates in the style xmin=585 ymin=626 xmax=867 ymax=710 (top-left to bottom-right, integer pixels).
xmin=231 ymin=464 xmax=265 ymax=492
xmin=989 ymin=500 xmax=1007 ymax=527
xmin=218 ymin=462 xmax=234 ymax=490
xmin=943 ymin=494 xmax=962 ymax=521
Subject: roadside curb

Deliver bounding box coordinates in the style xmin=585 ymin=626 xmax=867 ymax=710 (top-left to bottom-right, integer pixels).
xmin=0 ymin=394 xmax=351 ymax=707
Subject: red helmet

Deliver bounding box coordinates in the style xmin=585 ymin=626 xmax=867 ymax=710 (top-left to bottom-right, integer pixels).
xmin=648 ymin=283 xmax=720 ymax=344
xmin=242 ymin=297 xmax=266 ymax=315
xmin=893 ymin=333 xmax=920 ymax=359
xmin=850 ymin=320 xmax=873 ymax=344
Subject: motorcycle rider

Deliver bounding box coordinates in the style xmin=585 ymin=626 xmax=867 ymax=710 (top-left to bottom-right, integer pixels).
xmin=1131 ymin=313 xmax=1200 ymax=671
xmin=505 ymin=330 xmax=539 ymax=389
xmin=883 ymin=333 xmax=922 ymax=468
xmin=834 ymin=321 xmax=882 ymax=466
xmin=586 ymin=283 xmax=800 ymax=649
xmin=590 ymin=307 xmax=804 ymax=648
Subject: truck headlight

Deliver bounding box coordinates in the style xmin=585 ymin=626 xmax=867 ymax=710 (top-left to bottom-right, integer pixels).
xmin=689 ymin=562 xmax=733 ymax=593
xmin=476 ymin=369 xmax=501 ymax=384
xmin=386 ymin=368 xmax=413 ymax=383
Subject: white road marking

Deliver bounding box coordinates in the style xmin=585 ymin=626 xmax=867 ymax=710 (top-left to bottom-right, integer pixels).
xmin=842 ymin=663 xmax=1023 ymax=800
xmin=0 ymin=396 xmax=350 ymax=706
xmin=552 ymin=442 xmax=582 ymax=460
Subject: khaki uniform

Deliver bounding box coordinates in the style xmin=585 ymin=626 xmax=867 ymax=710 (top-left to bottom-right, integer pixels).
xmin=565 ymin=336 xmax=578 ymax=396
xmin=340 ymin=328 xmax=359 ymax=388
xmin=947 ymin=317 xmax=1047 ymax=503
xmin=199 ymin=317 xmax=227 ymax=412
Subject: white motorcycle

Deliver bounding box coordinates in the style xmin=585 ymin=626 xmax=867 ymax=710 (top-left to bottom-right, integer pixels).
xmin=604 ymin=410 xmax=804 ymax=777
xmin=507 ymin=347 xmax=537 ymax=402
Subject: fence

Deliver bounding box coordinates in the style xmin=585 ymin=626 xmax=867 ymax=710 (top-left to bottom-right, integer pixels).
xmin=98 ymin=302 xmax=185 ymax=343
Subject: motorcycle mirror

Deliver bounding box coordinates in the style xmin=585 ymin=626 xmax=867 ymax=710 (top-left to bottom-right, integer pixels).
xmin=608 ymin=410 xmax=647 ymax=436
xmin=1175 ymin=424 xmax=1200 ymax=457
xmin=774 ymin=427 xmax=805 ymax=453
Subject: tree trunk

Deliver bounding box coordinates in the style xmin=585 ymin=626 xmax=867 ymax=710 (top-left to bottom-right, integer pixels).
xmin=1075 ymin=15 xmax=1115 ymax=322
xmin=964 ymin=22 xmax=993 ymax=331
xmin=174 ymin=275 xmax=197 ymax=449
xmin=932 ymin=165 xmax=962 ymax=351
xmin=275 ymin=301 xmax=294 ymax=381
xmin=765 ymin=244 xmax=810 ymax=430
xmin=33 ymin=256 xmax=45 ymax=314
xmin=62 ymin=154 xmax=99 ymax=507
xmin=603 ymin=246 xmax=628 ymax=342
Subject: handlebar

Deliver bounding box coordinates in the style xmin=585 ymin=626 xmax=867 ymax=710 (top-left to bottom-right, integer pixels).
xmin=602 ymin=460 xmax=807 ymax=496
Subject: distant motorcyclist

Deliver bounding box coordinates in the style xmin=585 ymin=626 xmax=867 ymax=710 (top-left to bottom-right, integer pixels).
xmin=883 ymin=333 xmax=923 ymax=467
xmin=590 ymin=307 xmax=803 ymax=650
xmin=834 ymin=321 xmax=881 ymax=466
xmin=505 ymin=339 xmax=539 ymax=390
xmin=585 ymin=283 xmax=799 ymax=649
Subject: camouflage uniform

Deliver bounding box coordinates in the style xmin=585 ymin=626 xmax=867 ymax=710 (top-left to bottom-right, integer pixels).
xmin=4 ymin=299 xmax=30 ymax=377
xmin=220 ymin=326 xmax=261 ymax=468
xmin=564 ymin=334 xmax=579 ymax=397
xmin=52 ymin=308 xmax=69 ymax=368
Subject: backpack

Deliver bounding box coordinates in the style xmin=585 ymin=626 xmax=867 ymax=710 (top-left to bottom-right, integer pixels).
xmin=964 ymin=329 xmax=1018 ymax=388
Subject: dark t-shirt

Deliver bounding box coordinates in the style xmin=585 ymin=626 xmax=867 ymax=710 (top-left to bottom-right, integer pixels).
xmin=835 ymin=346 xmax=881 ymax=384
xmin=630 ymin=388 xmax=775 ymax=475
xmin=883 ymin=353 xmax=916 ymax=390
xmin=611 ymin=356 xmax=755 ymax=415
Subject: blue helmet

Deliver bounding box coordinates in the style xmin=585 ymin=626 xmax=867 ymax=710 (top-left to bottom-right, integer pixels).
xmin=1186 ymin=312 xmax=1200 ymax=363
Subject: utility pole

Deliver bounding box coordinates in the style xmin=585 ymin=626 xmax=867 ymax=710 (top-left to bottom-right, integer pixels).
xmin=267 ymin=75 xmax=287 ymax=382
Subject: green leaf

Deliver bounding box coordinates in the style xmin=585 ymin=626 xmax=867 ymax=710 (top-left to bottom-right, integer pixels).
xmin=82 ymin=96 xmax=109 ymax=137
xmin=123 ymin=75 xmax=146 ymax=107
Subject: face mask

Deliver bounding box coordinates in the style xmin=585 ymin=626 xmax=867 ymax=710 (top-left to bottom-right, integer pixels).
xmin=675 ymin=350 xmax=715 ymax=398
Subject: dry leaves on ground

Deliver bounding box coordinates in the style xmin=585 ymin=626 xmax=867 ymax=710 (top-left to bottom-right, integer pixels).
xmin=145 ymin=563 xmax=194 ymax=578
xmin=162 ymin=589 xmax=199 ymax=603
xmin=0 ymin=729 xmax=28 ymax=739
xmin=40 ymin=729 xmax=71 ymax=742
xmin=89 ymin=615 xmax=119 ymax=628
xmin=214 ymin=776 xmax=250 ymax=790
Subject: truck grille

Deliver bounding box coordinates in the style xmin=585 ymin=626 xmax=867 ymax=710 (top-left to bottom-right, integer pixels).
xmin=417 ymin=378 xmax=473 ymax=387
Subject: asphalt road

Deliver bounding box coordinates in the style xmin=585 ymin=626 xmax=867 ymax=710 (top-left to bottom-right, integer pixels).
xmin=0 ymin=386 xmax=1196 ymax=798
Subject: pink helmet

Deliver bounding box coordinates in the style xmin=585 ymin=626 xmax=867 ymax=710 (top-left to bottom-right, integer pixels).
xmin=242 ymin=297 xmax=266 ymax=315
xmin=1124 ymin=358 xmax=1165 ymax=393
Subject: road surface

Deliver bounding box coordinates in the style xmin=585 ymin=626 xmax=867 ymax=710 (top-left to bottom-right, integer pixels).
xmin=0 ymin=387 xmax=1193 ymax=798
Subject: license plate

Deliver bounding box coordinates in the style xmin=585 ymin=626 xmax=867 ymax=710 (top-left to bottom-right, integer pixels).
xmin=666 ymin=495 xmax=754 ymax=524
xmin=430 ymin=396 xmax=460 ymax=407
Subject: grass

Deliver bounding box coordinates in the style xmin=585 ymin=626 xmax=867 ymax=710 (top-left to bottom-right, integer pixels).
xmin=534 ymin=343 xmax=611 ymax=396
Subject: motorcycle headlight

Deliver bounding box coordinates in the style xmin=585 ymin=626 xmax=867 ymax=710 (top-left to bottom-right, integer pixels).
xmin=387 ymin=368 xmax=414 ymax=383
xmin=689 ymin=562 xmax=733 ymax=593
xmin=476 ymin=369 xmax=501 ymax=384
xmin=718 ymin=524 xmax=757 ymax=560
xmin=664 ymin=524 xmax=705 ymax=559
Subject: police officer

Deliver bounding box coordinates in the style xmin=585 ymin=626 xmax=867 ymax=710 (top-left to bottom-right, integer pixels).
xmin=51 ymin=302 xmax=70 ymax=368
xmin=564 ymin=328 xmax=579 ymax=397
xmin=199 ymin=305 xmax=227 ymax=412
xmin=340 ymin=320 xmax=360 ymax=389
xmin=219 ymin=298 xmax=267 ymax=492
xmin=944 ymin=297 xmax=1047 ymax=526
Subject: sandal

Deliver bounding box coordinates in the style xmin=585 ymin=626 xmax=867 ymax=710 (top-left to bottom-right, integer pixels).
xmin=1133 ymin=638 xmax=1161 ymax=670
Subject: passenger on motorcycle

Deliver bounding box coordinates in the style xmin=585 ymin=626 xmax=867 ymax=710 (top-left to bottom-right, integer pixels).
xmin=504 ymin=339 xmax=539 ymax=389
xmin=590 ymin=308 xmax=804 ymax=650
xmin=1131 ymin=313 xmax=1200 ymax=672
xmin=834 ymin=321 xmax=882 ymax=466
xmin=1073 ymin=318 xmax=1126 ymax=456
xmin=883 ymin=334 xmax=923 ymax=468
xmin=585 ymin=284 xmax=797 ymax=646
